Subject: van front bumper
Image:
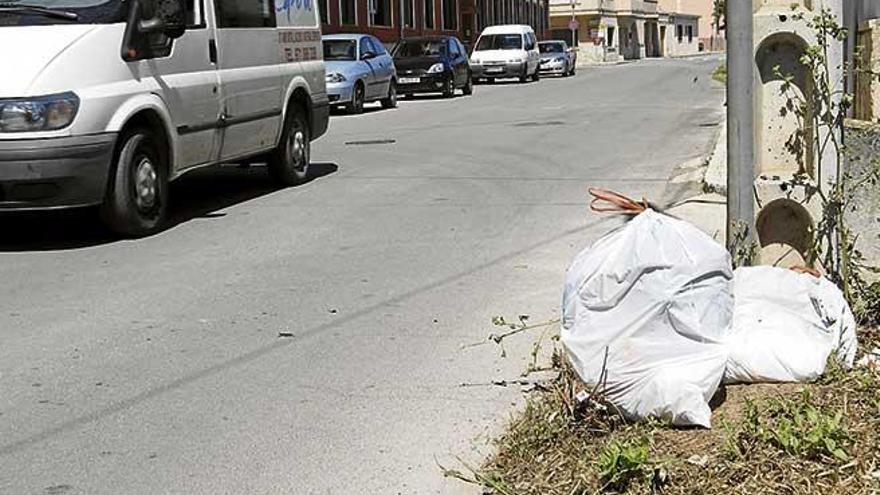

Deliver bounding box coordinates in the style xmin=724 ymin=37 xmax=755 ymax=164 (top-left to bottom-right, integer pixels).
xmin=472 ymin=62 xmax=526 ymax=79
xmin=0 ymin=133 xmax=116 ymax=210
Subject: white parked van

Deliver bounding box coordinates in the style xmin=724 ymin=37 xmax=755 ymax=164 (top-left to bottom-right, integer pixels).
xmin=470 ymin=24 xmax=540 ymax=83
xmin=0 ymin=0 xmax=329 ymax=236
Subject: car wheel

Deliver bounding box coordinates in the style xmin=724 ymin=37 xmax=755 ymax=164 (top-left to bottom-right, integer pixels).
xmin=381 ymin=80 xmax=397 ymax=108
xmin=571 ymin=64 xmax=577 ymax=75
xmin=100 ymin=127 xmax=169 ymax=237
xmin=519 ymin=65 xmax=529 ymax=83
xmin=347 ymin=82 xmax=365 ymax=114
xmin=442 ymin=76 xmax=455 ymax=98
xmin=267 ymin=103 xmax=310 ymax=187
xmin=462 ymin=73 xmax=473 ymax=95
xmin=532 ymin=67 xmax=540 ymax=82
xmin=487 ymin=77 xmax=495 ymax=84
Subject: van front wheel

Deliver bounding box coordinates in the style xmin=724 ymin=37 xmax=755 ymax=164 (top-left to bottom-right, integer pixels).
xmin=268 ymin=104 xmax=310 ymax=187
xmin=100 ymin=127 xmax=169 ymax=237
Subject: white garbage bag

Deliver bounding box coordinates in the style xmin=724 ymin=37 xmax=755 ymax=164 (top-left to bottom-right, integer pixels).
xmin=724 ymin=266 xmax=859 ymax=383
xmin=561 ymin=210 xmax=733 ymax=428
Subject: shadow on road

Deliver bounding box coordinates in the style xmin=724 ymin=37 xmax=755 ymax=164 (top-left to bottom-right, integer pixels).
xmin=399 ymin=93 xmax=458 ymax=101
xmin=329 ymin=105 xmax=389 ymax=116
xmin=474 ymin=78 xmax=537 ymax=86
xmin=0 ymin=162 xmax=338 ymax=252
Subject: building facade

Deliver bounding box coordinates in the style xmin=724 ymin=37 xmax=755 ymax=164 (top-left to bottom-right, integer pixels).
xmin=318 ymin=0 xmax=550 ymax=48
xmin=547 ymin=0 xmax=714 ymax=63
xmin=669 ymin=0 xmax=724 ymax=51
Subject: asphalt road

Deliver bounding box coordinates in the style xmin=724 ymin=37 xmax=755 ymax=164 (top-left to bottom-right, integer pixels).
xmin=0 ymin=55 xmax=724 ymax=495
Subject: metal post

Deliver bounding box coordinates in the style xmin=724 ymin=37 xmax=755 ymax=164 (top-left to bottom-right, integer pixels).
xmin=726 ymin=0 xmax=755 ymax=255
xmin=570 ymin=0 xmax=575 ymax=47
xmin=399 ymin=0 xmax=404 ymax=40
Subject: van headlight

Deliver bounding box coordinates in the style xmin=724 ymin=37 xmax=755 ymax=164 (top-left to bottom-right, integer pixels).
xmin=325 ymin=72 xmax=347 ymax=83
xmin=0 ymin=92 xmax=79 ymax=132
xmin=427 ymin=63 xmax=445 ymax=74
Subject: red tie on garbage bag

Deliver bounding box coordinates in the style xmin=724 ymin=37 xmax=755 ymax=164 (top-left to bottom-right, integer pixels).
xmin=588 ymin=187 xmax=649 ymax=214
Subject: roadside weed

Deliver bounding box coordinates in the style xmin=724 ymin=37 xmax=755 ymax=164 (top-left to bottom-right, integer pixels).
xmin=596 ymin=437 xmax=651 ymax=491
xmin=765 ymin=391 xmax=849 ymax=462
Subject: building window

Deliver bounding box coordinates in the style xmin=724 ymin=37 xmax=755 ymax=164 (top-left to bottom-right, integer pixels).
xmin=424 ymin=0 xmax=434 ymax=28
xmin=441 ymin=0 xmax=456 ymax=30
xmin=369 ymin=0 xmax=391 ymax=26
xmin=607 ymin=26 xmax=614 ymax=47
xmin=215 ymin=0 xmax=274 ymax=27
xmin=687 ymin=25 xmax=693 ymax=43
xmin=403 ymin=0 xmax=414 ymax=27
xmin=676 ymin=24 xmax=683 ymax=43
xmin=318 ymin=0 xmax=328 ymax=23
xmin=340 ymin=0 xmax=356 ymax=24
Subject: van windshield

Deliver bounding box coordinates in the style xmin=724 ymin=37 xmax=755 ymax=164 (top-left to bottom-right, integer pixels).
xmin=475 ymin=34 xmax=522 ymax=51
xmin=0 ymin=0 xmax=128 ymax=24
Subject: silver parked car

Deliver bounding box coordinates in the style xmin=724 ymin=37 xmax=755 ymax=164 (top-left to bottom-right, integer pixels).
xmin=538 ymin=40 xmax=577 ymax=77
xmin=323 ymin=34 xmax=398 ymax=114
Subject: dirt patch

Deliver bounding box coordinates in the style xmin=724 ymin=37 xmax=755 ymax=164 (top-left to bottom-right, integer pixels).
xmin=449 ymin=329 xmax=880 ymax=495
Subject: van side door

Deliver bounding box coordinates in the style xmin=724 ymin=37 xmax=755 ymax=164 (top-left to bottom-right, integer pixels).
xmin=212 ymin=0 xmax=283 ymax=160
xmin=525 ymin=32 xmax=538 ymax=73
xmin=139 ymin=0 xmax=222 ymax=172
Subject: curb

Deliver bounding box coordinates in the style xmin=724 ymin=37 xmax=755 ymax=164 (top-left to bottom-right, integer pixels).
xmin=702 ymin=119 xmax=727 ymax=194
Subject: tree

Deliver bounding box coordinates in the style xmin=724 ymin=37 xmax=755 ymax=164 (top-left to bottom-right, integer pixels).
xmin=713 ymin=0 xmax=726 ymax=33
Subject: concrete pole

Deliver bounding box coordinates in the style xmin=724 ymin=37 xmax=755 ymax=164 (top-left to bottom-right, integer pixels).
xmin=726 ymin=0 xmax=755 ymax=255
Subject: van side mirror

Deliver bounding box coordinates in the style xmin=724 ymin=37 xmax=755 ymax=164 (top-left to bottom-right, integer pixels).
xmin=140 ymin=0 xmax=186 ymax=39
xmin=122 ymin=0 xmax=186 ymax=61
xmin=362 ymin=51 xmax=376 ymax=60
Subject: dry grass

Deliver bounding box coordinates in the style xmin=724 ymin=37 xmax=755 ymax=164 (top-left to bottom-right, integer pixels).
xmin=452 ymin=329 xmax=880 ymax=495
xmin=711 ymin=63 xmax=727 ymax=84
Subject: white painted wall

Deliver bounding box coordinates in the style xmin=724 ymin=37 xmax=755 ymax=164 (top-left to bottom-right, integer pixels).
xmin=664 ymin=15 xmax=698 ymax=56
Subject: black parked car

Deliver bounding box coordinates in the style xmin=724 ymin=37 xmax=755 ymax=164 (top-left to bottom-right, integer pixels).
xmin=392 ymin=36 xmax=473 ymax=98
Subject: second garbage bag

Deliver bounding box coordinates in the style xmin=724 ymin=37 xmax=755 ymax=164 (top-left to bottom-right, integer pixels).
xmin=561 ymin=209 xmax=733 ymax=428
xmin=724 ymin=265 xmax=859 ymax=384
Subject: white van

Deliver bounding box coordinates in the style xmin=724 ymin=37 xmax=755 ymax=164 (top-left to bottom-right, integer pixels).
xmin=0 ymin=0 xmax=329 ymax=236
xmin=470 ymin=24 xmax=540 ymax=83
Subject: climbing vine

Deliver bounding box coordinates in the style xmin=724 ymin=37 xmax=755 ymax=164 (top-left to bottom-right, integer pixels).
xmin=776 ymin=7 xmax=880 ymax=322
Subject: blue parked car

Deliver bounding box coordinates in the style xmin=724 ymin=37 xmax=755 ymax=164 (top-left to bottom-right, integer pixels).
xmin=323 ymin=34 xmax=398 ymax=114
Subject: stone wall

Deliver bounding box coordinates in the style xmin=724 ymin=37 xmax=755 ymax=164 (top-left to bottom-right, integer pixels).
xmin=844 ymin=121 xmax=880 ymax=275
